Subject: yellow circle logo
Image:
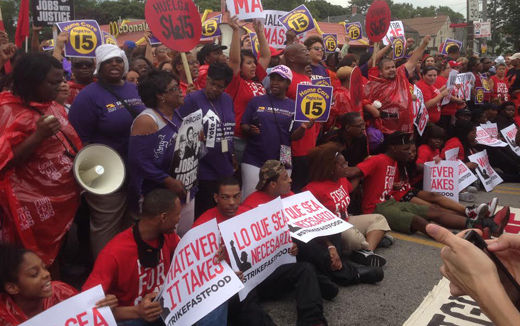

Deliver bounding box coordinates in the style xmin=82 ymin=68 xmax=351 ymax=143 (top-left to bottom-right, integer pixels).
xmin=104 ymin=35 xmax=117 ymax=45
xmin=202 ymin=19 xmax=218 ymax=37
xmin=347 ymin=25 xmax=360 ymax=39
xmin=301 ymin=93 xmax=326 ymax=120
xmin=393 ymin=39 xmax=404 ymax=57
xmin=324 ymin=36 xmax=336 ymax=52
xmin=287 ymin=12 xmax=309 ymax=33
xmin=476 ymin=89 xmax=484 ymax=103
xmin=70 ymin=26 xmax=97 ymax=55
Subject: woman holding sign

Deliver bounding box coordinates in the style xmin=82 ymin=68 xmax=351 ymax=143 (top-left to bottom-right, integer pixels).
xmin=416 ymin=66 xmax=449 ymax=124
xmin=226 ymin=16 xmax=270 ymax=162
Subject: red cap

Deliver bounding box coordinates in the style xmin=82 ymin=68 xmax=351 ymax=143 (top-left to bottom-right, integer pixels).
xmin=269 ymin=46 xmax=283 ymax=57
xmin=448 ymin=60 xmax=461 ymax=68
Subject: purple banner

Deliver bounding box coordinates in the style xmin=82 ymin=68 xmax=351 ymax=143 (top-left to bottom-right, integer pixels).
xmin=294 ymin=84 xmax=333 ymax=122
xmin=345 ymin=22 xmax=362 ymax=40
xmin=278 ymin=5 xmax=315 ymax=35
xmin=201 ymin=14 xmax=222 ymax=39
xmin=57 ymin=20 xmax=102 ymax=58
xmin=322 ymin=33 xmax=338 ymax=53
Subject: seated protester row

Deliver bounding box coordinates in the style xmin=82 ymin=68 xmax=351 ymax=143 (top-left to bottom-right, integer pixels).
xmin=226 ymin=17 xmax=270 ymax=163
xmin=128 ymin=70 xmax=186 ymax=218
xmin=240 ymin=65 xmax=308 ymax=198
xmin=83 ymin=189 xmax=181 ymax=325
xmin=0 ymin=244 xmax=117 ymax=325
xmin=303 ymin=142 xmax=390 ymax=267
xmin=194 ymin=178 xmax=329 ymax=326
xmin=243 ymin=160 xmax=384 ymax=288
xmin=69 ymin=44 xmax=146 ymax=257
xmin=346 ymin=132 xmax=506 ymax=237
xmin=178 ymin=63 xmax=236 ymax=220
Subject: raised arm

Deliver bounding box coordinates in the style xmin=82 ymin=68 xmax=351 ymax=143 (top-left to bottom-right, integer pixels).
xmin=227 ymin=16 xmax=242 ymax=76
xmin=253 ymin=19 xmax=271 ymax=69
xmin=404 ymin=35 xmax=431 ymax=75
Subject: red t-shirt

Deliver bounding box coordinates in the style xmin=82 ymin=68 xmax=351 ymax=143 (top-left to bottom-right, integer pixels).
xmin=434 ymin=75 xmax=447 ymax=89
xmin=0 ymin=281 xmax=77 ymax=326
xmin=225 ymin=65 xmax=267 ymax=137
xmin=416 ymin=144 xmax=440 ymax=164
xmin=67 ymin=80 xmax=88 ymax=105
xmin=179 ymin=80 xmax=199 ymax=96
xmin=303 ymin=178 xmax=353 ymax=221
xmin=357 ymin=154 xmax=398 ymax=213
xmin=82 ymin=227 xmax=180 ymax=307
xmin=242 ymin=190 xmax=294 ymax=210
xmin=195 ymin=64 xmax=209 ymax=90
xmin=441 ymin=137 xmax=465 ymax=161
xmin=416 ymin=79 xmax=441 ymax=123
xmin=490 ymin=75 xmax=510 ymax=102
xmin=287 ymin=71 xmax=311 ymax=100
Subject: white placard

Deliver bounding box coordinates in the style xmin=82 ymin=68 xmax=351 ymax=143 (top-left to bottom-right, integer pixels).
xmin=444 ymin=147 xmax=459 ymax=161
xmin=500 ymin=124 xmax=520 ymax=156
xmin=219 ymin=197 xmax=295 ymax=301
xmin=423 ymin=160 xmax=459 ymax=202
xmin=457 ymin=160 xmax=478 ymax=191
xmin=468 ymin=150 xmax=503 ymax=192
xmin=263 ymin=10 xmax=305 ymax=49
xmin=281 ymin=191 xmax=352 ymax=243
xmin=441 ymin=69 xmax=458 ymax=105
xmin=382 ymin=21 xmax=405 ymax=45
xmin=226 ymin=0 xmax=264 ymax=20
xmin=20 ymin=285 xmax=116 ymax=326
xmin=476 ymin=126 xmax=507 ymax=147
xmin=480 ymin=122 xmax=499 ymax=140
xmin=158 ymin=219 xmax=244 ymax=326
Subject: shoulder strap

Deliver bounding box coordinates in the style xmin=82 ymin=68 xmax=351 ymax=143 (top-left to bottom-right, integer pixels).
xmin=98 ymin=82 xmax=139 ymax=119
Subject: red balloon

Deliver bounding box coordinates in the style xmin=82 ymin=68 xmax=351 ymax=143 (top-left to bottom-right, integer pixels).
xmin=145 ymin=0 xmax=202 ymax=52
xmin=365 ymin=0 xmax=391 ymax=42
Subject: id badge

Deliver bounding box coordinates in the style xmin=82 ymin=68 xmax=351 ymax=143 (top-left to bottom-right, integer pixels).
xmin=221 ymin=139 xmax=228 ymax=153
xmin=280 ymin=144 xmax=291 ymax=167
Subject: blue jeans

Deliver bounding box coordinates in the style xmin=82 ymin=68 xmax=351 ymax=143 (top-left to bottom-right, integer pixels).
xmin=195 ymin=302 xmax=228 ymax=326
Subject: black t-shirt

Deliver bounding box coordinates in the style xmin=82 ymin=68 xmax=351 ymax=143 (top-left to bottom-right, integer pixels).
xmin=507 ymin=68 xmax=520 ymax=94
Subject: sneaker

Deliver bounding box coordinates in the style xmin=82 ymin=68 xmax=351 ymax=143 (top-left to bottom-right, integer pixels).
xmin=467 ymin=186 xmax=478 ymax=193
xmin=377 ymin=234 xmax=395 ymax=248
xmin=350 ymin=250 xmax=387 ymax=267
xmin=465 ymin=203 xmax=489 ymax=220
xmin=459 ymin=192 xmax=476 ymax=202
xmin=488 ymin=197 xmax=499 ymax=216
xmin=491 ymin=206 xmax=511 ymax=237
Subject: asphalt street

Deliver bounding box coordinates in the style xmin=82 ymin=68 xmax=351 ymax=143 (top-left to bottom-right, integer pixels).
xmin=263 ymin=183 xmax=520 ymax=325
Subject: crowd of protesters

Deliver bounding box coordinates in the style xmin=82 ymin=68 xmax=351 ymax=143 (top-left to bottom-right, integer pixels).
xmin=0 ymin=15 xmax=519 ymax=325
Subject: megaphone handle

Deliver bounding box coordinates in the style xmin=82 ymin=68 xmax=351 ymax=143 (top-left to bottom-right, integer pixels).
xmin=181 ymin=52 xmax=193 ymax=84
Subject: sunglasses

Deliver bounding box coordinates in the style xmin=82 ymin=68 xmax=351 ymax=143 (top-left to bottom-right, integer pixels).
xmin=73 ymin=61 xmax=94 ymax=69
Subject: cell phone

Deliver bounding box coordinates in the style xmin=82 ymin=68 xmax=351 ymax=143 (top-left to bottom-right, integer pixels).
xmin=464 ymin=230 xmax=520 ymax=307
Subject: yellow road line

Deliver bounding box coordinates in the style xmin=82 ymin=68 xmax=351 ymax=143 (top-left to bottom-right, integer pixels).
xmin=389 ymin=232 xmax=444 ymax=249
xmin=492 ymin=190 xmax=520 ymax=195
xmin=495 ymin=186 xmax=520 ymax=191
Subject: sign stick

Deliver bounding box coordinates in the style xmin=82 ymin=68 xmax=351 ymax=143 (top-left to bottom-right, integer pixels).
xmin=372 ymin=42 xmax=379 ymax=67
xmin=181 ymin=52 xmax=193 ymax=84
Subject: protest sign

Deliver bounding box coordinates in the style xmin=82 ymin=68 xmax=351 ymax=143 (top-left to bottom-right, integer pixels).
xmin=311 ymin=77 xmax=331 ymax=87
xmin=32 ymin=0 xmax=73 ymax=26
xmin=365 ymin=0 xmax=391 ymax=42
xmin=345 ymin=22 xmax=362 ymax=41
xmin=249 ymin=32 xmax=260 ymax=58
xmin=455 ymin=72 xmax=473 ymax=101
xmin=476 ymin=126 xmax=507 ymax=147
xmin=441 ymin=69 xmax=458 ymax=105
xmin=226 ymin=0 xmax=264 ymax=20
xmin=42 ymin=39 xmax=55 ymax=51
xmin=423 ymin=161 xmax=459 ymax=202
xmin=444 ymin=147 xmax=459 ymax=161
xmin=412 ymin=85 xmax=428 ymax=136
xmin=158 ymin=219 xmax=243 ymax=325
xmin=457 ymin=160 xmax=478 ymax=191
xmin=323 ymin=33 xmax=338 ymax=53
xmin=56 ymin=20 xmax=102 ymax=58
xmin=281 ymin=191 xmax=352 ymax=243
xmin=500 ymin=124 xmax=520 ymax=156
xmin=102 ymin=31 xmax=117 ymax=45
xmin=173 ymin=110 xmax=203 ymax=192
xmin=480 ymin=122 xmax=499 ymax=140
xmin=145 ymin=0 xmax=202 ymax=52
xmin=440 ymin=38 xmax=463 ymax=55
xmin=219 ymin=197 xmax=296 ymax=300
xmin=468 ymin=150 xmax=503 ymax=192
xmin=279 ymin=5 xmax=315 ymax=35
xmin=20 ymin=285 xmax=116 ymax=326
xmin=149 ymin=34 xmax=162 ymax=45
xmin=263 ymin=10 xmax=305 ymax=49
xmin=391 ymin=35 xmax=406 ymax=60
xmin=415 ymin=106 xmax=429 ymax=136
xmin=201 ymin=14 xmax=222 ymax=39
xmin=475 ymin=87 xmax=485 ymax=104
xmin=294 ymin=84 xmax=333 ymax=122
xmin=383 ymin=21 xmax=405 ymax=45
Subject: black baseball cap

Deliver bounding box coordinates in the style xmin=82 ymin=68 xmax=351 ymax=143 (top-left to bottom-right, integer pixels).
xmin=197 ymin=43 xmax=228 ymax=65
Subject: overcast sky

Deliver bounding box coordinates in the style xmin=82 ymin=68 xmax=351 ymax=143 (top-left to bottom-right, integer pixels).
xmin=326 ymin=0 xmax=467 ymax=17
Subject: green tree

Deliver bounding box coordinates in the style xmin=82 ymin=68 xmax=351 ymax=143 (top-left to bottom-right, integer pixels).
xmin=1 ymin=0 xmax=18 ymax=40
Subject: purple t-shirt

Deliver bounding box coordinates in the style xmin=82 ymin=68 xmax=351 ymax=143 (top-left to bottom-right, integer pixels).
xmin=127 ymin=110 xmax=183 ymax=212
xmin=68 ymin=81 xmax=145 ymax=161
xmin=310 ymin=63 xmax=329 ymax=80
xmin=242 ymin=94 xmax=300 ymax=167
xmin=179 ymin=90 xmax=235 ymax=180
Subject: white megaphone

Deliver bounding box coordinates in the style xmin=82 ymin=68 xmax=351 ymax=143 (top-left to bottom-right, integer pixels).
xmin=73 ymin=144 xmax=125 ymax=195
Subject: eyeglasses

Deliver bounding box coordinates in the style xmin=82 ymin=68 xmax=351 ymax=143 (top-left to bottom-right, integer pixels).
xmin=311 ymin=46 xmax=324 ymax=52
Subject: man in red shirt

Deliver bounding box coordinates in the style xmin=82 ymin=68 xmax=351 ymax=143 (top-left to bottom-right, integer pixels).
xmin=82 ymin=189 xmax=181 ymax=324
xmin=195 ymin=43 xmax=228 ymax=89
xmin=346 ymin=132 xmax=503 ymax=236
xmin=196 ymin=177 xmax=329 ymax=326
xmin=284 ymin=43 xmax=319 ymax=191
